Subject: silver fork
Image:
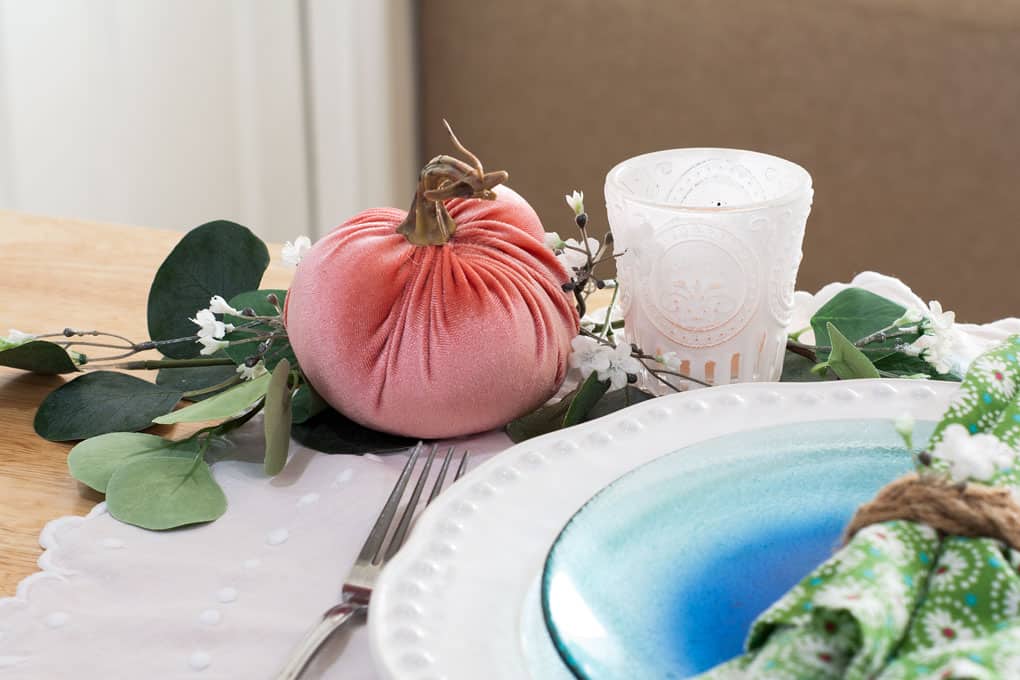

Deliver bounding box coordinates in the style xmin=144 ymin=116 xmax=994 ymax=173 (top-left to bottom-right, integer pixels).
xmin=275 ymin=443 xmax=469 ymax=680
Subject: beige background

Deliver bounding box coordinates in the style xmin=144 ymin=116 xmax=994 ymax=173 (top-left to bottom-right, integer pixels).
xmin=420 ymin=0 xmax=1020 ymax=322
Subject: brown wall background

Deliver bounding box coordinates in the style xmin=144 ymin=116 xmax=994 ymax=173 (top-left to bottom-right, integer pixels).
xmin=420 ymin=0 xmax=1020 ymax=323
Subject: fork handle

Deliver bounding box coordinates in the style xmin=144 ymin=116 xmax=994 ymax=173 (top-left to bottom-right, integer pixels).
xmin=275 ymin=601 xmax=365 ymax=680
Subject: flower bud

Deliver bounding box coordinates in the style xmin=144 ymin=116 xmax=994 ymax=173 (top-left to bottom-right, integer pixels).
xmin=244 ymin=355 xmax=260 ymax=367
xmin=575 ymin=213 xmax=588 ymax=229
xmin=266 ymin=293 xmax=280 ymax=306
xmin=561 ymin=281 xmax=576 ymax=292
xmin=242 ymin=307 xmax=256 ymax=317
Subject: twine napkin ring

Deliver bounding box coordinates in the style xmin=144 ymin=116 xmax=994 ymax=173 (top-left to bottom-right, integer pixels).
xmin=844 ymin=472 xmax=1020 ymax=551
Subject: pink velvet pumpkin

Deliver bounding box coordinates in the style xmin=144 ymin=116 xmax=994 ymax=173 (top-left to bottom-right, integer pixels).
xmin=284 ymin=184 xmax=579 ymax=439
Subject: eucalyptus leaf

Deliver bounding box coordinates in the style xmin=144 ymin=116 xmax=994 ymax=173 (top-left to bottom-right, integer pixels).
xmin=156 ymin=362 xmax=239 ymax=401
xmin=263 ymin=359 xmax=293 ymax=476
xmin=147 ymin=220 xmax=269 ymax=359
xmin=587 ymin=386 xmax=655 ymax=420
xmin=505 ymin=389 xmax=577 ymax=443
xmin=810 ymin=288 xmax=918 ymax=362
xmin=873 ymin=353 xmax=962 ymax=381
xmin=780 ymin=350 xmax=830 ymax=382
xmin=106 ymin=456 xmax=227 ymax=530
xmin=562 ymin=373 xmax=611 ymax=427
xmin=68 ymin=432 xmax=198 ymax=492
xmin=291 ymin=383 xmax=328 ymax=424
xmin=34 ymin=372 xmax=183 ymax=441
xmin=152 ymin=372 xmax=270 ymax=424
xmin=0 ymin=340 xmax=78 ymax=374
xmin=223 ymin=290 xmax=295 ymax=370
xmin=826 ymin=322 xmax=881 ymax=379
xmin=506 ymin=374 xmax=611 ymax=443
xmin=291 ymin=407 xmax=417 ymax=455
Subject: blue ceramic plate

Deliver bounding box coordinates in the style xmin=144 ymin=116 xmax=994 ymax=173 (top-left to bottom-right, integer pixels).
xmin=542 ymin=418 xmax=934 ymax=679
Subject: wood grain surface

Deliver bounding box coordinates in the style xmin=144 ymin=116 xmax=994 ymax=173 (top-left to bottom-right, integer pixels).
xmin=0 ymin=211 xmax=294 ymax=596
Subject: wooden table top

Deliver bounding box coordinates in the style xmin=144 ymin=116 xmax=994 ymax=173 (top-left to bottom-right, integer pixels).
xmin=0 ymin=211 xmax=294 ymax=596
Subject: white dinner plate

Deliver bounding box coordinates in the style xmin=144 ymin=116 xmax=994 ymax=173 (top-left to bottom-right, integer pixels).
xmin=369 ymin=380 xmax=956 ymax=679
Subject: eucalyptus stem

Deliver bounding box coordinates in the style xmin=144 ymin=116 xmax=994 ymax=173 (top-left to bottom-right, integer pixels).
xmin=107 ymin=358 xmax=237 ymax=370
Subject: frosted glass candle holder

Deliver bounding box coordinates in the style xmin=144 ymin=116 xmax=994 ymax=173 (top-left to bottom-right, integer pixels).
xmin=605 ymin=148 xmax=812 ymax=391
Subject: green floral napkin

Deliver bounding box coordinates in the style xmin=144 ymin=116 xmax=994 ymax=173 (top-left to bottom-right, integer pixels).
xmin=700 ymin=336 xmax=1020 ymax=679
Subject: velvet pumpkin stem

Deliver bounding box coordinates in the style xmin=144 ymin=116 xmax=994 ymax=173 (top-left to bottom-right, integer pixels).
xmin=397 ymin=121 xmax=510 ymax=246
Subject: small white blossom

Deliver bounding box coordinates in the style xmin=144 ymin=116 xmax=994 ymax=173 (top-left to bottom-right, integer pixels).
xmin=600 ymin=342 xmax=643 ymax=390
xmin=895 ymin=308 xmax=924 ymax=326
xmin=2 ymin=329 xmax=35 ymax=345
xmin=208 ymin=295 xmax=241 ymax=316
xmin=236 ymin=360 xmax=267 ymax=381
xmin=930 ymin=423 xmax=1016 ymax=483
xmin=894 ymin=412 xmax=915 ymax=449
xmin=904 ymin=332 xmax=954 ymax=374
xmin=191 ymin=308 xmax=234 ymax=340
xmin=656 ymin=351 xmax=683 ymax=372
xmin=197 ymin=336 xmax=230 ymax=356
xmin=925 ymin=300 xmax=955 ymax=333
xmin=569 ymin=335 xmax=611 ymax=378
xmin=902 ymin=301 xmax=956 ymax=374
xmin=557 ymin=237 xmax=600 ymax=271
xmin=565 ymin=190 xmax=585 ymax=216
xmin=282 ymin=235 xmax=312 ymax=267
xmin=544 ymin=231 xmax=565 ymax=251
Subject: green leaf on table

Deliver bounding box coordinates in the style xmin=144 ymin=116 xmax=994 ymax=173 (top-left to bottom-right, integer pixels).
xmin=873 ymin=353 xmax=962 ymax=381
xmin=147 ymin=220 xmax=270 ymax=359
xmin=0 ymin=340 xmax=78 ymax=374
xmin=222 ymin=289 xmax=295 ymax=370
xmin=68 ymin=432 xmax=199 ymax=493
xmin=152 ymin=372 xmax=270 ymax=424
xmin=291 ymin=383 xmax=328 ymax=424
xmin=263 ymin=358 xmax=293 ymax=476
xmin=34 ymin=371 xmax=183 ymax=441
xmin=825 ymin=322 xmax=881 ymax=379
xmin=810 ymin=288 xmax=919 ymax=362
xmin=563 ymin=373 xmax=612 ymax=427
xmin=106 ymin=456 xmax=227 ymax=530
xmin=291 ymin=407 xmax=417 ymax=455
xmin=506 ymin=373 xmax=611 ymax=443
xmin=586 ymin=386 xmax=656 ymax=420
xmin=156 ymin=362 xmax=239 ymax=401
xmin=780 ymin=350 xmax=831 ymax=382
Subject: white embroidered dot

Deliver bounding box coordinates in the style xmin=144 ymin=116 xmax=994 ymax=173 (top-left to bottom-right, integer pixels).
xmin=216 ymin=587 xmax=238 ymax=603
xmin=100 ymin=538 xmax=125 ymax=549
xmin=243 ymin=559 xmax=261 ymax=569
xmin=189 ymin=651 xmax=211 ymax=671
xmin=198 ymin=609 xmax=221 ymax=626
xmin=334 ymin=469 xmax=354 ymax=485
xmin=297 ymin=493 xmax=320 ymax=507
xmin=266 ymin=528 xmax=290 ymax=546
xmin=45 ymin=612 xmax=69 ymax=628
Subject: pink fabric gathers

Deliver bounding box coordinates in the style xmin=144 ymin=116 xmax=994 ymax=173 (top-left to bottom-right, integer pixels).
xmin=284 ymin=186 xmax=580 ymax=438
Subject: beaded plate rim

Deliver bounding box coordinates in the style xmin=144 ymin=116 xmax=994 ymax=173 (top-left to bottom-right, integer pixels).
xmin=369 ymin=379 xmax=957 ymax=680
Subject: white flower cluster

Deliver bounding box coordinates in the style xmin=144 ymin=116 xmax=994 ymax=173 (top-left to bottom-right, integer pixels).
xmin=902 ymin=300 xmax=956 ymax=374
xmin=930 ymin=423 xmax=1016 ymax=483
xmin=282 ymin=236 xmax=311 ymax=267
xmin=568 ymin=335 xmax=642 ymax=390
xmin=191 ymin=295 xmax=239 ymax=356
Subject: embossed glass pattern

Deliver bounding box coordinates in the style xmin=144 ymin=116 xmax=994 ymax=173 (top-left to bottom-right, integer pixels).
xmin=605 ymin=148 xmax=813 ymax=388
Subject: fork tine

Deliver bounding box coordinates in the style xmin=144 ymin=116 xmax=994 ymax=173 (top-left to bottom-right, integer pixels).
xmin=454 ymin=449 xmax=470 ymax=481
xmin=383 ymin=444 xmax=439 ymax=560
xmin=426 ymin=447 xmax=456 ymax=506
xmin=356 ymin=442 xmax=423 ymax=564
